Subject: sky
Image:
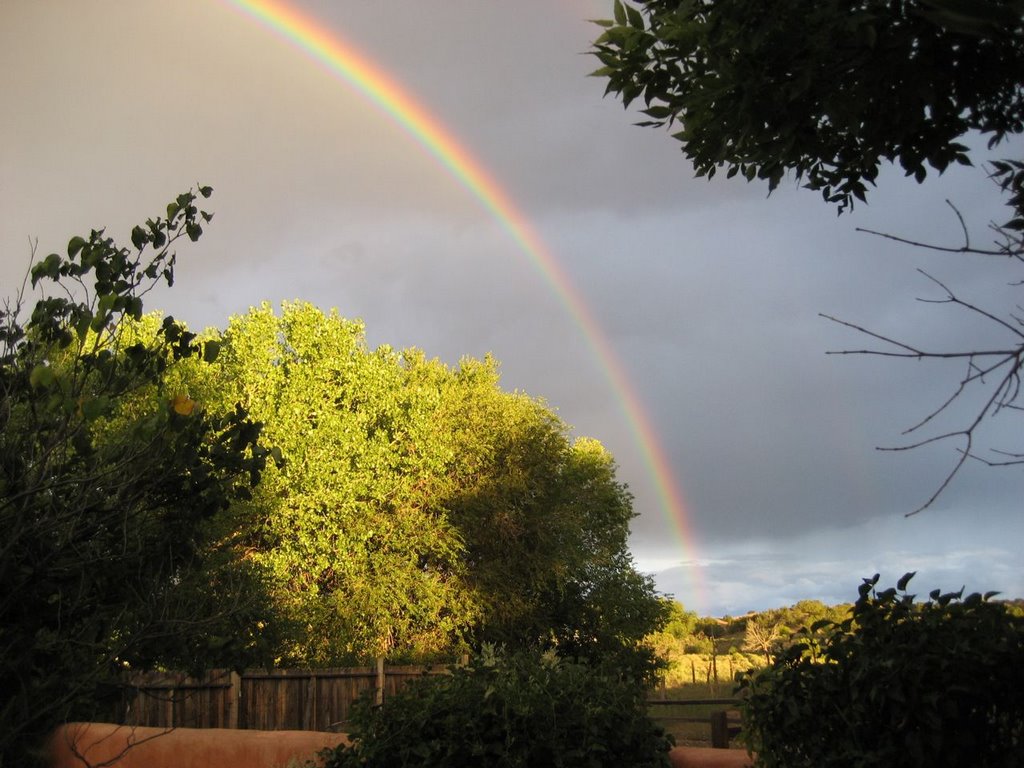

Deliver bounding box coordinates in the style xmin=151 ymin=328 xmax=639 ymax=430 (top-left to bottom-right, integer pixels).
xmin=3 ymin=1 xmax=1021 ymax=616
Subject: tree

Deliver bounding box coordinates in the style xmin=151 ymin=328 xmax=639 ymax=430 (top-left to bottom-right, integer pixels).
xmin=591 ymin=0 xmax=1024 ymax=211
xmin=661 ymin=600 xmax=698 ymax=638
xmin=0 ymin=190 xmax=276 ymax=766
xmin=769 ymin=600 xmax=852 ymax=648
xmin=173 ymin=301 xmax=475 ymax=664
xmin=592 ymin=1 xmax=1024 ymax=511
xmin=741 ymin=617 xmax=782 ymax=664
xmin=738 ymin=573 xmax=1024 ymax=767
xmin=176 ymin=302 xmax=666 ymax=666
xmin=644 ymin=599 xmax=703 ymax=680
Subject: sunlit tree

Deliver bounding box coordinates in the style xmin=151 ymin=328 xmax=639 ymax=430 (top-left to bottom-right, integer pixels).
xmin=178 ymin=302 xmax=665 ymax=665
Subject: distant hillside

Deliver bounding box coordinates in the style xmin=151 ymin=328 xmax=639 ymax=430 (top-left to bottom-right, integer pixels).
xmin=649 ymin=595 xmax=1024 ymax=690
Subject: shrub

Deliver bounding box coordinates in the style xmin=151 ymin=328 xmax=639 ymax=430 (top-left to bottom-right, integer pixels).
xmin=322 ymin=647 xmax=673 ymax=768
xmin=737 ymin=573 xmax=1024 ymax=768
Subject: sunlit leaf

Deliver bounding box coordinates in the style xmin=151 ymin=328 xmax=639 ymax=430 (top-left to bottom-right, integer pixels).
xmin=171 ymin=393 xmax=197 ymax=416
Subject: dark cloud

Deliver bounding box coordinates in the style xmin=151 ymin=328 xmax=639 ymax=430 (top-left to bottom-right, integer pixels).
xmin=2 ymin=1 xmax=1019 ymax=615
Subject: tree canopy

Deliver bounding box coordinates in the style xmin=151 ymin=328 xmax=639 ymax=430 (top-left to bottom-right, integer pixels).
xmin=170 ymin=301 xmax=666 ymax=666
xmin=591 ymin=0 xmax=1024 ymax=210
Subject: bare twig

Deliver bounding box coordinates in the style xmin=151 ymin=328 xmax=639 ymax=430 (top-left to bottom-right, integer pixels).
xmin=854 ymin=201 xmax=1011 ymax=257
xmin=824 ymin=199 xmax=1024 ymax=513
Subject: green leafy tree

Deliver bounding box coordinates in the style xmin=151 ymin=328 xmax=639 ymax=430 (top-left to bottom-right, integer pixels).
xmin=738 ymin=573 xmax=1024 ymax=767
xmin=591 ymin=0 xmax=1024 ymax=211
xmin=395 ymin=355 xmax=669 ymax=670
xmin=179 ymin=302 xmax=665 ymax=666
xmin=435 ymin=362 xmax=668 ymax=664
xmin=771 ymin=599 xmax=851 ymax=640
xmin=177 ymin=302 xmax=474 ymax=664
xmin=0 ymin=190 xmax=275 ymax=766
xmin=644 ymin=600 xmax=700 ymax=678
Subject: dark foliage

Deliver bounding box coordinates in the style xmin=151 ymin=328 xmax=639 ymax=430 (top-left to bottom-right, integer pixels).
xmin=322 ymin=647 xmax=674 ymax=768
xmin=592 ymin=0 xmax=1024 ymax=211
xmin=0 ymin=190 xmax=277 ymax=766
xmin=738 ymin=573 xmax=1024 ymax=768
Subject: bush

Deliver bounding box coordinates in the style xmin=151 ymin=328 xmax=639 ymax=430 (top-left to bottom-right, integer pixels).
xmin=0 ymin=189 xmax=275 ymax=766
xmin=737 ymin=573 xmax=1024 ymax=768
xmin=322 ymin=647 xmax=673 ymax=768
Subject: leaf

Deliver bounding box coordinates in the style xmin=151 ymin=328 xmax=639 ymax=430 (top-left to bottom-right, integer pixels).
xmin=642 ymin=105 xmax=674 ymax=119
xmin=126 ymin=296 xmax=143 ymax=320
xmin=625 ymin=3 xmax=644 ymax=29
xmin=80 ymin=395 xmax=111 ymax=421
xmin=29 ymin=364 xmax=56 ymax=389
xmin=67 ymin=236 xmax=87 ymax=258
xmin=131 ymin=225 xmax=148 ymax=250
xmin=202 ymin=339 xmax=221 ymax=363
xmin=75 ymin=313 xmax=92 ymax=342
xmin=170 ymin=393 xmax=197 ymax=416
xmin=896 ymin=572 xmax=916 ymax=591
xmin=30 ymin=253 xmax=62 ymax=286
xmin=613 ymin=0 xmax=626 ymax=26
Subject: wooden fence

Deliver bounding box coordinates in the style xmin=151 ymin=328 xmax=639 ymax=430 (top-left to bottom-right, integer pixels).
xmin=646 ymin=699 xmax=743 ymax=749
xmin=114 ymin=665 xmax=743 ymax=748
xmin=114 ymin=660 xmax=452 ymax=732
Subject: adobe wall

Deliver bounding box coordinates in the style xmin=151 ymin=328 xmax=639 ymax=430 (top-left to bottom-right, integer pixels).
xmin=47 ymin=723 xmax=753 ymax=768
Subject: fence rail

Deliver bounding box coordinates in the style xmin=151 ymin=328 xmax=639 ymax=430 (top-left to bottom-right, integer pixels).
xmin=114 ymin=661 xmax=452 ymax=732
xmin=114 ymin=667 xmax=743 ymax=748
xmin=645 ymin=699 xmax=743 ymax=749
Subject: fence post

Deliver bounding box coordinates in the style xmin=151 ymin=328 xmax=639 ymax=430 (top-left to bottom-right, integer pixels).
xmin=303 ymin=673 xmax=318 ymax=730
xmin=374 ymin=657 xmax=385 ymax=707
xmin=709 ymin=710 xmax=729 ymax=749
xmin=227 ymin=671 xmax=241 ymax=729
xmin=164 ymin=677 xmax=174 ymax=728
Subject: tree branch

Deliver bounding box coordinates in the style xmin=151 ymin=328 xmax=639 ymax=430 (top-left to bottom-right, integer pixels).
xmin=822 ymin=218 xmax=1024 ymax=513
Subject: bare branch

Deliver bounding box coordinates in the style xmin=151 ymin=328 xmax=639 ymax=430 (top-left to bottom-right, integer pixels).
xmin=949 ymin=200 xmax=971 ymax=250
xmin=855 ymin=197 xmax=1021 ymax=258
xmin=855 ymin=226 xmax=1009 ymax=257
xmin=824 ymin=203 xmax=1024 ymax=513
xmin=65 ymin=723 xmax=175 ymax=768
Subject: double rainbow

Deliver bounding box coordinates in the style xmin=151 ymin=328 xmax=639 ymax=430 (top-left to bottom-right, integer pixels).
xmin=220 ymin=0 xmax=704 ymax=608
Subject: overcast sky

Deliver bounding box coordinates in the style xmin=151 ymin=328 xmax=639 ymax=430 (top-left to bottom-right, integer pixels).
xmin=3 ymin=1 xmax=1021 ymax=616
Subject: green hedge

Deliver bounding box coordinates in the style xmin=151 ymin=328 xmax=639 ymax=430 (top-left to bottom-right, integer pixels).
xmin=322 ymin=647 xmax=673 ymax=768
xmin=738 ymin=573 xmax=1024 ymax=768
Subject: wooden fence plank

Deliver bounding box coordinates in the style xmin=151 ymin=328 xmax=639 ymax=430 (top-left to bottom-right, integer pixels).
xmin=115 ymin=663 xmax=460 ymax=732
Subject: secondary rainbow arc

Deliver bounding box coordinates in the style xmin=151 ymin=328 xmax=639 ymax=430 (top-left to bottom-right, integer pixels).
xmin=221 ymin=0 xmax=705 ymax=609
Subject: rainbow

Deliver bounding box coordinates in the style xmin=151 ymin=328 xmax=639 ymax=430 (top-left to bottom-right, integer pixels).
xmin=219 ymin=0 xmax=705 ymax=609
